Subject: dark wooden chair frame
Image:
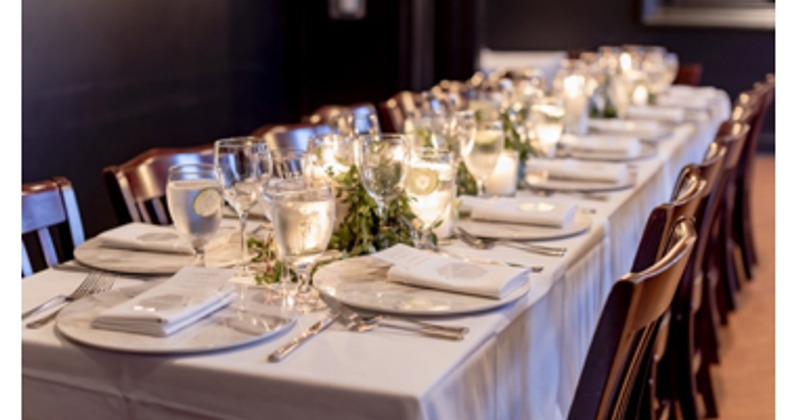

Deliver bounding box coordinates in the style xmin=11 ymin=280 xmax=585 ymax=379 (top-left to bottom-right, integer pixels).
xmin=22 ymin=176 xmax=85 ymax=277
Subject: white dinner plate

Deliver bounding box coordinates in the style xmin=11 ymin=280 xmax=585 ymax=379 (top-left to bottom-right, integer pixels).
xmin=587 ymin=119 xmax=671 ymax=142
xmin=455 ymin=211 xmax=592 ymax=241
xmin=56 ymin=284 xmax=296 ymax=355
xmin=314 ymin=255 xmax=530 ymax=316
xmin=523 ymin=168 xmax=636 ymax=193
xmin=561 ymin=141 xmax=658 ymax=162
xmin=74 ymin=226 xmax=243 ymax=275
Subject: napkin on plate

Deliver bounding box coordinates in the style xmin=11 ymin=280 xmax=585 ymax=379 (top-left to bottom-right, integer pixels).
xmin=626 ymin=105 xmax=685 ymax=123
xmin=526 ymin=158 xmax=628 ymax=184
xmin=464 ymin=196 xmax=577 ymax=228
xmin=92 ymin=266 xmax=236 ymax=336
xmin=587 ymin=118 xmax=668 ymax=140
xmin=560 ymin=133 xmax=642 ymax=158
xmin=374 ymin=244 xmax=529 ymax=299
xmin=98 ymin=222 xmax=194 ymax=255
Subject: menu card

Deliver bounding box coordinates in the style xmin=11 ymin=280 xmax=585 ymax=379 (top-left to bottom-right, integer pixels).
xmin=374 ymin=244 xmax=529 ymax=299
xmin=92 ymin=266 xmax=235 ymax=336
xmin=98 ymin=222 xmax=194 ymax=255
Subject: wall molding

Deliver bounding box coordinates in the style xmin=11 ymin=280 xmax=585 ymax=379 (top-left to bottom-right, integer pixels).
xmin=641 ymin=1 xmax=775 ymax=30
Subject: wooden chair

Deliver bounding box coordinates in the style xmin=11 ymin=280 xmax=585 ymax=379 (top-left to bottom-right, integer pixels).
xmin=707 ymin=120 xmax=752 ymax=322
xmin=662 ymin=159 xmax=736 ymax=420
xmin=22 ymin=177 xmax=85 ymax=277
xmin=103 ymin=145 xmax=214 ymax=225
xmin=674 ymin=63 xmax=703 ymax=86
xmin=305 ymin=102 xmax=381 ymax=136
xmin=257 ymin=123 xmax=332 ymax=152
xmin=568 ymin=218 xmax=697 ymax=420
xmin=732 ymin=78 xmax=775 ymax=280
xmin=378 ymin=91 xmax=422 ymax=133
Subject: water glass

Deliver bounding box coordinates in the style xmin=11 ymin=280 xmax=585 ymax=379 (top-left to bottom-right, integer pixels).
xmin=460 ymin=120 xmax=504 ymax=196
xmin=405 ymin=147 xmax=456 ymax=249
xmin=166 ymin=163 xmax=224 ymax=267
xmin=527 ymin=96 xmax=566 ymax=159
xmin=267 ymin=179 xmax=336 ymax=313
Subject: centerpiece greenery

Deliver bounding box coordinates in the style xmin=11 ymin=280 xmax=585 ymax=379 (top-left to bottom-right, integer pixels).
xmin=249 ymin=164 xmax=425 ymax=285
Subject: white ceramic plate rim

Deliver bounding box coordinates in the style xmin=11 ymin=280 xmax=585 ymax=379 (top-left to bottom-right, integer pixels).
xmin=563 ymin=141 xmax=658 ymax=162
xmin=56 ymin=285 xmax=296 ymax=355
xmin=455 ymin=211 xmax=592 ymax=241
xmin=314 ymin=256 xmax=530 ymax=316
xmin=524 ymin=169 xmax=636 ymax=193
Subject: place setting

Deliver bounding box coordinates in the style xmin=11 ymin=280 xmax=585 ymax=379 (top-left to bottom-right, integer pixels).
xmin=523 ymin=156 xmax=637 ymax=193
xmin=557 ymin=132 xmax=658 ymax=162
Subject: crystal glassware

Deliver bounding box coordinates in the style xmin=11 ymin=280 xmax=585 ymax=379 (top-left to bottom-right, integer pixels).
xmin=459 ymin=119 xmax=504 ymax=197
xmin=166 ymin=163 xmax=224 ymax=267
xmin=405 ymin=147 xmax=456 ymax=249
xmin=527 ymin=96 xmax=566 ymax=159
xmin=354 ymin=133 xmax=410 ymax=226
xmin=214 ymin=137 xmax=273 ymax=275
xmin=266 ymin=178 xmax=336 ymax=313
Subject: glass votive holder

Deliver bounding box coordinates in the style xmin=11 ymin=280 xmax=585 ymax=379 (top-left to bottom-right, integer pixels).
xmin=485 ymin=149 xmax=520 ymax=197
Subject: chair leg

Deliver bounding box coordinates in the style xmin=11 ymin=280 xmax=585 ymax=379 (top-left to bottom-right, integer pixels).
xmin=697 ymin=281 xmax=721 ymax=365
xmin=696 ymin=360 xmax=719 ymax=418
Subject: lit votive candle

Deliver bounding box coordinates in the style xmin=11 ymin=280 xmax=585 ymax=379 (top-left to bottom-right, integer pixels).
xmin=631 ymin=83 xmax=649 ymax=106
xmin=485 ymin=150 xmax=520 ymax=197
xmin=563 ymin=74 xmax=589 ymax=135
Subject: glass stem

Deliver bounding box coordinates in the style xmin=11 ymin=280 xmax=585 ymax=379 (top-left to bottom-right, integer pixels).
xmin=238 ymin=211 xmax=248 ymax=265
xmin=296 ymin=266 xmax=311 ymax=294
xmin=476 ymin=179 xmax=487 ymax=197
xmin=194 ymin=246 xmax=206 ymax=267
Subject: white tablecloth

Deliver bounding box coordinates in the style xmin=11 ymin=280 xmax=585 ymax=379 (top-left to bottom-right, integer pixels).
xmin=21 ymin=87 xmax=730 ymax=420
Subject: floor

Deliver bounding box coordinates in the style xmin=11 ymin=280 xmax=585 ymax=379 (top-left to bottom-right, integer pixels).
xmin=712 ymin=155 xmax=775 ymax=419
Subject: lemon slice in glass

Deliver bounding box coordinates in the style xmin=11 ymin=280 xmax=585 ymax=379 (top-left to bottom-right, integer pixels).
xmin=193 ymin=188 xmax=222 ymax=217
xmin=406 ymin=167 xmax=439 ymax=196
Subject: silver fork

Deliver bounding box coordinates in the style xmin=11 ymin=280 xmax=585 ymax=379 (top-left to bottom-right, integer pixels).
xmin=456 ymin=227 xmax=567 ymax=257
xmin=26 ymin=273 xmax=115 ymax=329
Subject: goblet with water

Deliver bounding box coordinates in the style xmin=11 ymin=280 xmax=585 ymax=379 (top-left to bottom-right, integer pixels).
xmin=166 ymin=163 xmax=224 ymax=267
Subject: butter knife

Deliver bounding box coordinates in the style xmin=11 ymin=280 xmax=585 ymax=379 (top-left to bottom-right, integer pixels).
xmin=267 ymin=314 xmax=335 ymax=362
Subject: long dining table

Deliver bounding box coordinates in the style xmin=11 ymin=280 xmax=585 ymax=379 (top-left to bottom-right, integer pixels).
xmin=21 ymin=86 xmax=730 ymax=420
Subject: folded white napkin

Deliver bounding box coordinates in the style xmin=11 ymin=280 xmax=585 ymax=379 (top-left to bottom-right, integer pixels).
xmin=655 ymin=95 xmax=713 ymax=111
xmin=587 ymin=118 xmax=668 ymax=140
xmin=560 ymin=133 xmax=642 ymax=158
xmin=465 ymin=196 xmax=577 ymax=228
xmin=92 ymin=266 xmax=236 ymax=337
xmin=98 ymin=222 xmax=194 ymax=255
xmin=627 ymin=105 xmax=685 ymax=123
xmin=526 ymin=158 xmax=628 ymax=184
xmin=374 ymin=244 xmax=529 ymax=299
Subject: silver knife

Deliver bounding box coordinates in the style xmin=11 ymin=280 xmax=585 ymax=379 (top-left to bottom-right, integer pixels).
xmin=267 ymin=314 xmax=336 ymax=362
xmin=319 ymin=293 xmax=468 ymax=341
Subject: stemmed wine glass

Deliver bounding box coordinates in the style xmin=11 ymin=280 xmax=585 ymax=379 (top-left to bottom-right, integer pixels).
xmin=405 ymin=147 xmax=456 ymax=249
xmin=459 ymin=120 xmax=504 ymax=197
xmin=214 ymin=137 xmax=273 ymax=275
xmin=354 ymin=133 xmax=410 ymax=227
xmin=267 ymin=178 xmax=336 ymax=313
xmin=166 ymin=163 xmax=224 ymax=267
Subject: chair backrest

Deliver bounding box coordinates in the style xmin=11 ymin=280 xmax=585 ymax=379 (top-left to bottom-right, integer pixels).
xmin=103 ymin=145 xmax=214 ymax=225
xmin=674 ymin=63 xmax=703 ymax=86
xmin=378 ymin=91 xmax=421 ymax=133
xmin=259 ymin=123 xmax=332 ymax=152
xmin=22 ymin=177 xmax=85 ymax=277
xmin=305 ymin=102 xmax=381 ymax=136
xmin=568 ymin=218 xmax=697 ymax=420
xmin=630 ymin=166 xmax=706 ymax=273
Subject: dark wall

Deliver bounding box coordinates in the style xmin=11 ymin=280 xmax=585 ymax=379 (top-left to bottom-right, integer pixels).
xmin=22 ymin=0 xmax=289 ymax=237
xmin=484 ymin=0 xmax=775 ymax=148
